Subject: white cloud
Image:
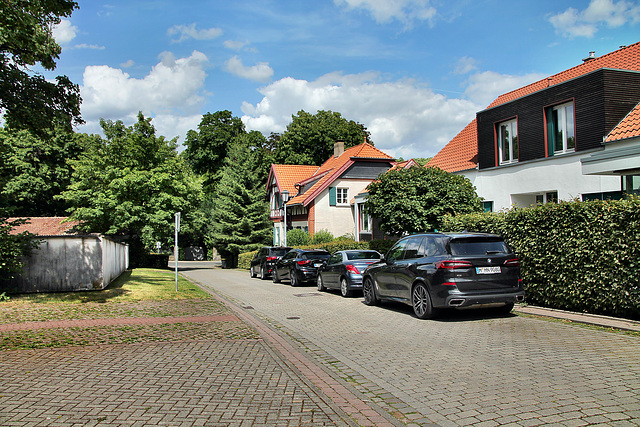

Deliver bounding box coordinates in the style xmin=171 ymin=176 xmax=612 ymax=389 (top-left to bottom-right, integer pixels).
xmin=78 ymin=50 xmax=209 ymax=143
xmin=549 ymin=0 xmax=640 ymax=38
xmin=52 ymin=19 xmax=77 ymax=45
xmin=120 ymin=59 xmax=135 ymax=68
xmin=240 ymin=72 xmax=478 ymax=159
xmin=72 ymin=43 xmax=105 ymax=50
xmin=463 ymin=71 xmax=547 ymax=109
xmin=167 ymin=23 xmax=223 ymax=43
xmin=334 ymin=0 xmax=437 ymax=27
xmin=224 ymin=39 xmax=252 ymax=51
xmin=454 ymin=56 xmax=478 ymax=75
xmin=225 ymin=56 xmax=274 ymax=82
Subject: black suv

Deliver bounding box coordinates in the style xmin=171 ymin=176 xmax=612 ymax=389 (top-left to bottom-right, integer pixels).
xmin=272 ymin=249 xmax=331 ymax=287
xmin=362 ymin=233 xmax=524 ymax=319
xmin=250 ymin=246 xmax=292 ymax=280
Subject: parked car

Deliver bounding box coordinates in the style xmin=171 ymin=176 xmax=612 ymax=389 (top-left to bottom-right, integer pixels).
xmin=317 ymin=250 xmax=382 ymax=297
xmin=362 ymin=233 xmax=525 ymax=319
xmin=250 ymin=246 xmax=292 ymax=280
xmin=272 ymin=249 xmax=331 ymax=287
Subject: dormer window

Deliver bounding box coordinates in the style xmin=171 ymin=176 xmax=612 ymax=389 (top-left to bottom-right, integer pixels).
xmin=497 ymin=118 xmax=518 ymax=165
xmin=547 ymin=101 xmax=575 ymax=155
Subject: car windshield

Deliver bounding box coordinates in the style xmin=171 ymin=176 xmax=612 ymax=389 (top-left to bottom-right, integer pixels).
xmin=301 ymin=252 xmax=330 ymax=260
xmin=346 ymin=251 xmax=381 ymax=260
xmin=449 ymin=238 xmax=510 ymax=256
xmin=270 ymin=249 xmax=289 ymax=256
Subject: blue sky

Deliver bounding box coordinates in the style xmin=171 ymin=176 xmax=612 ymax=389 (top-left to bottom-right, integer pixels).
xmin=49 ymin=0 xmax=640 ymax=159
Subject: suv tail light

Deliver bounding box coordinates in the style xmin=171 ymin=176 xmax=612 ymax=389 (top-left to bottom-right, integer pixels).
xmin=296 ymin=260 xmax=312 ymax=266
xmin=438 ymin=260 xmax=473 ymax=269
xmin=504 ymin=258 xmax=521 ymax=267
xmin=266 ymin=256 xmax=278 ymax=261
xmin=345 ymin=264 xmax=361 ymax=274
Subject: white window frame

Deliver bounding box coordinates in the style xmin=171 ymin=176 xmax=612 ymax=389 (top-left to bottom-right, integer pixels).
xmin=359 ymin=208 xmax=371 ymax=233
xmin=498 ymin=118 xmax=518 ymax=165
xmin=336 ymin=187 xmax=349 ymax=205
xmin=551 ymin=101 xmax=575 ymax=155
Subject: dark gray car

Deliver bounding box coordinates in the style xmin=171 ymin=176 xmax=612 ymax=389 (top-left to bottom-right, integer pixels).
xmin=317 ymin=250 xmax=382 ymax=297
xmin=272 ymin=249 xmax=330 ymax=287
xmin=362 ymin=233 xmax=525 ymax=319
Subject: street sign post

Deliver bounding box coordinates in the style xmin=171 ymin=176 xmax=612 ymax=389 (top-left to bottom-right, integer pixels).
xmin=175 ymin=212 xmax=180 ymax=292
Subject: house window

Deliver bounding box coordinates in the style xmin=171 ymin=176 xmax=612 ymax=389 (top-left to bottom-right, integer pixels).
xmin=547 ymin=101 xmax=575 ymax=155
xmin=359 ymin=208 xmax=371 ymax=233
xmin=623 ymin=175 xmax=640 ymax=196
xmin=336 ymin=188 xmax=349 ymax=205
xmin=482 ymin=201 xmax=493 ymax=212
xmin=546 ymin=192 xmax=558 ymax=203
xmin=497 ymin=118 xmax=518 ymax=165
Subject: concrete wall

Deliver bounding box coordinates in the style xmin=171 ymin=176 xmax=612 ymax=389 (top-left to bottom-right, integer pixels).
xmin=1 ymin=235 xmax=129 ymax=293
xmin=461 ymin=151 xmax=621 ymax=211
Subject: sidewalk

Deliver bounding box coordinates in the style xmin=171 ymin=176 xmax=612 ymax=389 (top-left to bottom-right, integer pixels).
xmin=514 ymin=304 xmax=640 ymax=332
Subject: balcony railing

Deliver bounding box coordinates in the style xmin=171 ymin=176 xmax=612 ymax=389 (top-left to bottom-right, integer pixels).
xmin=270 ymin=208 xmax=284 ymax=219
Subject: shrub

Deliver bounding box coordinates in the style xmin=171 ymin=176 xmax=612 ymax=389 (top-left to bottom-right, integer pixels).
xmin=442 ymin=197 xmax=640 ymax=320
xmin=238 ymin=250 xmax=257 ymax=270
xmin=312 ymin=229 xmax=334 ymax=244
xmin=287 ymin=229 xmax=310 ymax=246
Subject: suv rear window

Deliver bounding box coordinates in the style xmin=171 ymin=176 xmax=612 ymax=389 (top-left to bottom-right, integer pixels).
xmin=270 ymin=248 xmax=289 ymax=256
xmin=301 ymin=252 xmax=330 ymax=260
xmin=449 ymin=238 xmax=510 ymax=256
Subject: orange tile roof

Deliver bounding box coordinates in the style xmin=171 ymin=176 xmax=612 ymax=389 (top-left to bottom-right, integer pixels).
xmin=605 ymin=102 xmax=640 ymax=142
xmin=288 ymin=142 xmax=394 ymax=206
xmin=430 ymin=42 xmax=640 ymax=173
xmin=488 ymin=42 xmax=640 ymax=109
xmin=426 ymin=119 xmax=478 ymax=173
xmin=8 ymin=217 xmax=80 ymax=236
xmin=269 ymin=164 xmax=318 ymax=196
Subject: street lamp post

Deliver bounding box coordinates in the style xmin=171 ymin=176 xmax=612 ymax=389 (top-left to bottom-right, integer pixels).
xmin=281 ymin=190 xmax=289 ymax=246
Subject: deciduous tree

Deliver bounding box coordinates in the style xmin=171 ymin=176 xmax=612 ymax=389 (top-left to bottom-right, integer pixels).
xmin=0 ymin=212 xmax=38 ymax=281
xmin=0 ymin=0 xmax=83 ymax=136
xmin=60 ymin=113 xmax=203 ymax=264
xmin=0 ymin=127 xmax=85 ymax=216
xmin=275 ymin=110 xmax=371 ymax=165
xmin=364 ymin=166 xmax=483 ymax=235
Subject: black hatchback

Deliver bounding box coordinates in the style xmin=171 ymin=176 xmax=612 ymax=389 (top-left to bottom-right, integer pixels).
xmin=362 ymin=233 xmax=525 ymax=319
xmin=272 ymin=249 xmax=331 ymax=287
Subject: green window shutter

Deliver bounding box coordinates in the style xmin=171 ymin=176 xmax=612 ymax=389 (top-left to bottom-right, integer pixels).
xmin=545 ymin=107 xmax=554 ymax=157
xmin=329 ymin=187 xmax=336 ymax=206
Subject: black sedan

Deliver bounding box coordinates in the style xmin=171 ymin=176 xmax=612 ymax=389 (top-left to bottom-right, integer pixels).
xmin=272 ymin=249 xmax=331 ymax=287
xmin=317 ymin=250 xmax=382 ymax=297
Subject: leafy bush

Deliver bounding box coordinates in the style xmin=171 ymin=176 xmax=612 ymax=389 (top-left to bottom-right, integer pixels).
xmin=368 ymin=239 xmax=397 ymax=256
xmin=287 ymin=229 xmax=310 ymax=246
xmin=312 ymin=229 xmax=334 ymax=244
xmin=238 ymin=250 xmax=257 ymax=270
xmin=442 ymin=197 xmax=640 ymax=320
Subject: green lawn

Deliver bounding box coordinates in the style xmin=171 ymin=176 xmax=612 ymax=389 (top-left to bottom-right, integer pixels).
xmin=6 ymin=268 xmax=211 ymax=304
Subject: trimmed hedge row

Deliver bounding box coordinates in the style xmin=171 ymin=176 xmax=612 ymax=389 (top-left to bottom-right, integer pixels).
xmin=238 ymin=238 xmax=397 ymax=270
xmin=441 ymin=197 xmax=640 ymax=320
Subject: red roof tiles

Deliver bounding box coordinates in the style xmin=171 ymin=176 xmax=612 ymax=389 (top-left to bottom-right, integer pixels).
xmin=7 ymin=217 xmax=80 ymax=236
xmin=606 ymin=102 xmax=640 ymax=142
xmin=488 ymin=42 xmax=640 ymax=109
xmin=426 ymin=119 xmax=479 ymax=173
xmin=429 ymin=42 xmax=640 ymax=172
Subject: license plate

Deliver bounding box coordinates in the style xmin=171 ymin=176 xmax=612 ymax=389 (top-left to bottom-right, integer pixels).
xmin=314 ymin=263 xmax=323 ymax=268
xmin=476 ymin=266 xmax=501 ymax=274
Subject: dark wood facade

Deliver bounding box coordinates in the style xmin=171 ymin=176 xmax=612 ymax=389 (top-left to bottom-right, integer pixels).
xmin=476 ymin=69 xmax=640 ymax=170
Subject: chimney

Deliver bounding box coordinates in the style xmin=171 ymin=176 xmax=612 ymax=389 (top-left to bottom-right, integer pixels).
xmin=334 ymin=140 xmax=344 ymax=158
xmin=582 ymin=51 xmax=596 ymax=62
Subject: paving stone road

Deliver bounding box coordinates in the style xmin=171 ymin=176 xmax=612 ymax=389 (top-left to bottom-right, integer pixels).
xmin=182 ymin=265 xmax=640 ymax=427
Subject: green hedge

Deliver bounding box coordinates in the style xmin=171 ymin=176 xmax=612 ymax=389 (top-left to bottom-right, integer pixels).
xmin=441 ymin=197 xmax=640 ymax=320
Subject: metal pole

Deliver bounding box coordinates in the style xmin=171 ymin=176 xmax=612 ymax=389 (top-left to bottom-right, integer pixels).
xmin=283 ymin=203 xmax=287 ymax=247
xmin=175 ymin=212 xmax=180 ymax=292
